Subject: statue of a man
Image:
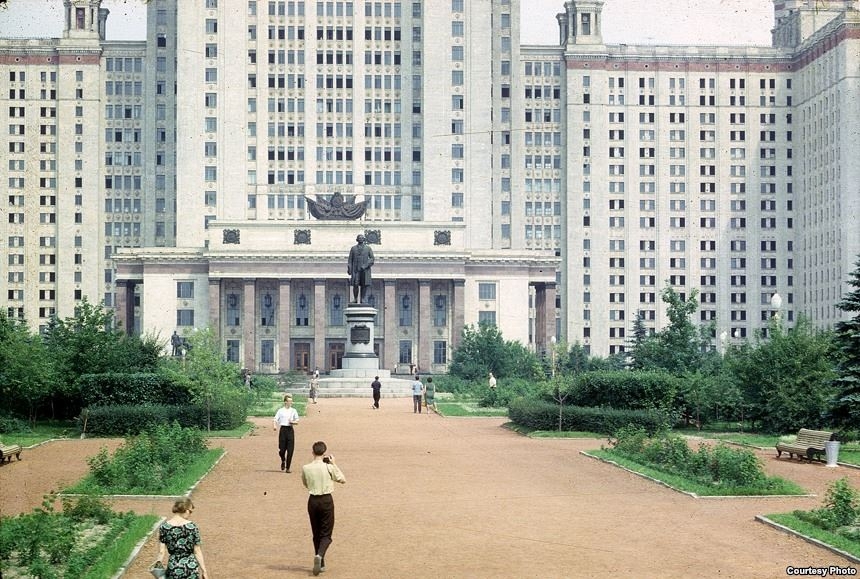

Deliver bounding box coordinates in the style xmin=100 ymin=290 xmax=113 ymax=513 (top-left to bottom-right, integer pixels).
xmin=348 ymin=234 xmax=375 ymax=303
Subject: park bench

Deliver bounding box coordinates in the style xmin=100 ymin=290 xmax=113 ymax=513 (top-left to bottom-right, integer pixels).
xmin=775 ymin=428 xmax=835 ymax=461
xmin=0 ymin=442 xmax=22 ymax=463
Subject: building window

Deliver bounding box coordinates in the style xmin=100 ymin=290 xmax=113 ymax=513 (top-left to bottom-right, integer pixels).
xmin=226 ymin=293 xmax=240 ymax=326
xmin=330 ymin=294 xmax=344 ymax=326
xmin=478 ymin=283 xmax=496 ymax=300
xmin=296 ymin=293 xmax=309 ymax=326
xmin=177 ymin=281 xmax=194 ymax=299
xmin=176 ymin=309 xmax=195 ymax=326
xmin=433 ymin=340 xmax=447 ymax=364
xmin=261 ymin=292 xmax=275 ymax=326
xmin=434 ymin=295 xmax=447 ymax=326
xmin=399 ymin=340 xmax=412 ymax=364
xmin=261 ymin=339 xmax=275 ymax=364
xmin=226 ymin=339 xmax=240 ymax=363
xmin=399 ymin=294 xmax=412 ymax=326
xmin=478 ymin=311 xmax=497 ymax=326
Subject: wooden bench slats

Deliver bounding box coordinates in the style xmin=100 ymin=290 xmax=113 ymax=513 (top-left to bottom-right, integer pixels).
xmin=0 ymin=443 xmax=23 ymax=463
xmin=775 ymin=428 xmax=835 ymax=461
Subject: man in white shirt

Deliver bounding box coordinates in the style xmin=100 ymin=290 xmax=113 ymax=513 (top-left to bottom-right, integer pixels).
xmin=411 ymin=375 xmax=425 ymax=414
xmin=302 ymin=441 xmax=346 ymax=576
xmin=272 ymin=394 xmax=299 ymax=472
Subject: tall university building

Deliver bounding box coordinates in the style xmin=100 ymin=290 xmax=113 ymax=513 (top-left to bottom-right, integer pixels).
xmin=1 ymin=0 xmax=858 ymax=373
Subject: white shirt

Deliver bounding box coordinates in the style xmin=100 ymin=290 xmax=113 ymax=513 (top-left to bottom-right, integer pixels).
xmin=274 ymin=406 xmax=299 ymax=427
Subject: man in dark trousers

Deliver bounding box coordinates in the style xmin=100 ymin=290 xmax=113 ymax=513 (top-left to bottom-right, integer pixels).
xmin=371 ymin=376 xmax=382 ymax=409
xmin=347 ymin=234 xmax=374 ymax=303
xmin=302 ymin=441 xmax=346 ymax=576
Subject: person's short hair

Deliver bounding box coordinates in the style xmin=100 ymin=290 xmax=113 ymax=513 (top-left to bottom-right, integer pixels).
xmin=172 ymin=497 xmax=194 ymax=514
xmin=414 ymin=375 xmax=420 ymax=380
xmin=312 ymin=441 xmax=327 ymax=456
xmin=283 ymin=394 xmax=293 ymax=402
xmin=374 ymin=376 xmax=379 ymax=380
xmin=427 ymin=377 xmax=433 ymax=383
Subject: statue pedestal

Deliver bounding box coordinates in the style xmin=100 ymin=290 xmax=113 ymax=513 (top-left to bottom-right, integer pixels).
xmin=330 ymin=304 xmax=388 ymax=378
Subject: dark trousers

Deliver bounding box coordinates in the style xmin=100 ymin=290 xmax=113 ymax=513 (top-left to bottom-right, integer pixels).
xmin=308 ymin=494 xmax=335 ymax=560
xmin=278 ymin=425 xmax=295 ymax=470
xmin=413 ymin=394 xmax=422 ymax=413
xmin=373 ymin=392 xmax=380 ymax=408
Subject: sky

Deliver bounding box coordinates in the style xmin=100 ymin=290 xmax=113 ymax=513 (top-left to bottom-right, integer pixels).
xmin=0 ymin=0 xmax=774 ymax=46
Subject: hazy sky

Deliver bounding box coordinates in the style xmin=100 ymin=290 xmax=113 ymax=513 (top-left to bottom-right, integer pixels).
xmin=0 ymin=0 xmax=773 ymax=46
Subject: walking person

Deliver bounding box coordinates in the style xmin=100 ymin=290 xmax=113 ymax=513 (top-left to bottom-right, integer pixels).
xmin=371 ymin=375 xmax=382 ymax=409
xmin=273 ymin=394 xmax=299 ymax=472
xmin=411 ymin=374 xmax=425 ymax=414
xmin=155 ymin=498 xmax=209 ymax=578
xmin=424 ymin=376 xmax=437 ymax=414
xmin=309 ymin=377 xmax=319 ymax=404
xmin=488 ymin=371 xmax=497 ymax=389
xmin=302 ymin=441 xmax=346 ymax=576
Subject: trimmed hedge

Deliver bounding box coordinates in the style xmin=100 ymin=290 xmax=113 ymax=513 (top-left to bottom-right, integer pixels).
xmin=79 ymin=373 xmax=191 ymax=407
xmin=565 ymin=370 xmax=679 ymax=411
xmin=79 ymin=403 xmax=245 ymax=436
xmin=508 ymin=397 xmax=667 ymax=435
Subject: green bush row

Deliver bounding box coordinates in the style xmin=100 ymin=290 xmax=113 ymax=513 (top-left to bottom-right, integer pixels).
xmin=609 ymin=425 xmax=770 ymax=488
xmin=80 ymin=403 xmax=245 ymax=436
xmin=507 ymin=397 xmax=667 ymax=435
xmin=79 ymin=373 xmax=191 ymax=407
xmin=561 ymin=370 xmax=679 ymax=412
xmin=86 ymin=423 xmax=208 ymax=493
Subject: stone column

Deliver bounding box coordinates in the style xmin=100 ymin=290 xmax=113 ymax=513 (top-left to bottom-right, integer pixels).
xmin=208 ymin=279 xmax=221 ymax=342
xmin=545 ymin=282 xmax=557 ymax=346
xmin=535 ymin=283 xmax=547 ymax=354
xmin=243 ymin=279 xmax=256 ymax=371
xmin=313 ymin=279 xmax=327 ymax=371
xmin=418 ymin=280 xmax=432 ymax=372
xmin=278 ymin=279 xmax=291 ymax=373
xmin=451 ymin=279 xmax=466 ymax=351
xmin=383 ymin=280 xmax=397 ymax=371
xmin=114 ymin=279 xmax=129 ymax=335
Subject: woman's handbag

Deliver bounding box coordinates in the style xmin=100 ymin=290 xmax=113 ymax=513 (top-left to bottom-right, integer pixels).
xmin=150 ymin=560 xmax=166 ymax=578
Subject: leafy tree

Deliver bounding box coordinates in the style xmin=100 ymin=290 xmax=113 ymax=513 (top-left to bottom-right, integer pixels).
xmin=449 ymin=322 xmax=543 ymax=381
xmin=725 ymin=316 xmax=837 ymax=433
xmin=0 ymin=313 xmax=55 ymax=424
xmin=633 ymin=286 xmax=710 ymax=375
xmin=160 ymin=328 xmax=246 ymax=431
xmin=627 ymin=312 xmax=649 ymax=369
xmin=829 ymin=257 xmax=860 ymax=428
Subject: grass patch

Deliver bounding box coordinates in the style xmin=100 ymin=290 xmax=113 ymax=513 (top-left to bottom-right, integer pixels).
xmin=587 ymin=448 xmax=807 ymax=497
xmin=207 ymin=422 xmax=254 ymax=438
xmin=0 ymin=420 xmax=78 ymax=447
xmin=766 ymin=512 xmax=860 ymax=559
xmin=436 ymin=401 xmax=508 ymax=417
xmin=249 ymin=393 xmax=307 ymax=417
xmin=504 ymin=422 xmax=604 ymax=438
xmin=678 ymin=430 xmax=781 ymax=448
xmin=66 ymin=448 xmax=224 ymax=496
xmin=79 ymin=514 xmax=160 ymax=579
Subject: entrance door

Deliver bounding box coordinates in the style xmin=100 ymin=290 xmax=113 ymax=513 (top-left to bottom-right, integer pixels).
xmin=328 ymin=342 xmax=345 ymax=371
xmin=293 ymin=342 xmax=310 ymax=373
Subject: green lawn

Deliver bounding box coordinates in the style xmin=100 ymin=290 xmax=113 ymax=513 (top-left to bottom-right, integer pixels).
xmin=765 ymin=512 xmax=860 ymax=559
xmin=504 ymin=422 xmax=605 ymax=438
xmin=436 ymin=401 xmax=508 ymax=417
xmin=586 ymin=448 xmax=807 ymax=497
xmin=678 ymin=430 xmax=781 ymax=448
xmin=0 ymin=421 xmax=77 ymax=447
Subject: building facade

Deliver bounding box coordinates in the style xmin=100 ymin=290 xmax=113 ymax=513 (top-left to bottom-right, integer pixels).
xmin=2 ymin=0 xmax=859 ymax=370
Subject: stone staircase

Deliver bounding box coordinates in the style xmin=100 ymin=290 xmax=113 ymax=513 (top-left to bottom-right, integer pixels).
xmin=285 ymin=375 xmax=415 ymax=398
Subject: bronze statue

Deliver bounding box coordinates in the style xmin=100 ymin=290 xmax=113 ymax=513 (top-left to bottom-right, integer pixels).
xmin=348 ymin=234 xmax=374 ymax=304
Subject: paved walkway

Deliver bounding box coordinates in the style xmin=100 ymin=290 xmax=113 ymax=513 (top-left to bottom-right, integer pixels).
xmin=3 ymin=398 xmax=860 ymax=578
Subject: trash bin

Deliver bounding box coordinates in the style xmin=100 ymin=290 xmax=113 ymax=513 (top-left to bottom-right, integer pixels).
xmin=825 ymin=440 xmax=841 ymax=467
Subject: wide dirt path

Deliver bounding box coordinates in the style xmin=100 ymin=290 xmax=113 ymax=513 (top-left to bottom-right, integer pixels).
xmin=4 ymin=398 xmax=860 ymax=578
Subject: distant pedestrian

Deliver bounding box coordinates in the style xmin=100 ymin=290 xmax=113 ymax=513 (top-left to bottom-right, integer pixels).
xmin=313 ymin=367 xmax=320 ymax=381
xmin=273 ymin=394 xmax=299 ymax=472
xmin=424 ymin=376 xmax=437 ymax=414
xmin=309 ymin=378 xmax=319 ymax=404
xmin=411 ymin=375 xmax=425 ymax=414
xmin=371 ymin=376 xmax=382 ymax=409
xmin=302 ymin=441 xmax=346 ymax=576
xmin=488 ymin=372 xmax=497 ymax=389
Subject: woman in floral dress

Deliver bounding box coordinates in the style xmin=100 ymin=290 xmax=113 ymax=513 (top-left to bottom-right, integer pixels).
xmin=156 ymin=498 xmax=209 ymax=578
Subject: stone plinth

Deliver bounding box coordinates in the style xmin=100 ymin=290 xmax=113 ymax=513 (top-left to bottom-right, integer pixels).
xmin=339 ymin=304 xmax=379 ymax=372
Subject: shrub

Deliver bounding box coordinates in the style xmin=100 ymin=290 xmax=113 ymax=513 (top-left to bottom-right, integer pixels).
xmin=508 ymin=398 xmax=667 ymax=435
xmin=566 ymin=370 xmax=679 ymax=412
xmin=78 ymin=373 xmax=191 ymax=407
xmin=823 ymin=477 xmax=859 ymax=528
xmin=85 ymin=422 xmax=208 ymax=493
xmin=478 ymin=377 xmax=543 ymax=408
xmin=80 ymin=403 xmax=246 ymax=436
xmin=0 ymin=414 xmax=29 ymax=434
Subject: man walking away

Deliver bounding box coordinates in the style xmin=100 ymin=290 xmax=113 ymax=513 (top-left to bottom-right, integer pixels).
xmin=302 ymin=441 xmax=346 ymax=576
xmin=371 ymin=376 xmax=382 ymax=409
xmin=411 ymin=375 xmax=425 ymax=414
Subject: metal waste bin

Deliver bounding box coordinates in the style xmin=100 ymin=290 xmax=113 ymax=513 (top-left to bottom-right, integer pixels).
xmin=825 ymin=440 xmax=841 ymax=467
